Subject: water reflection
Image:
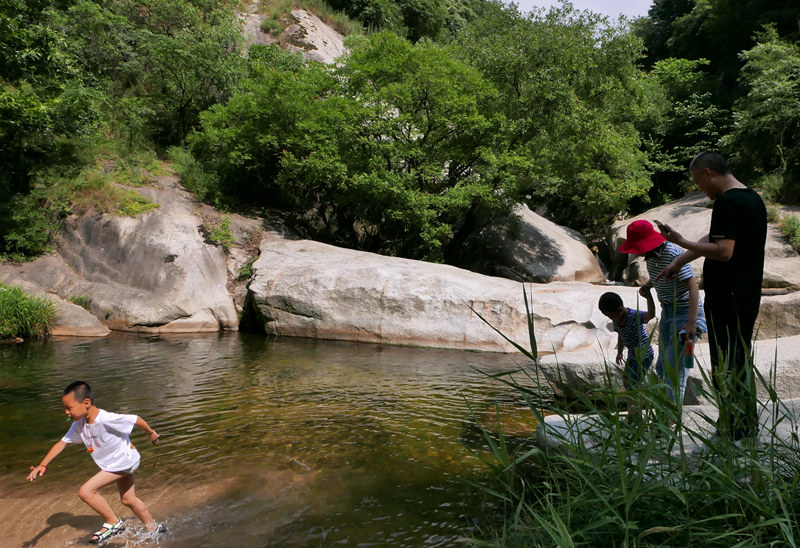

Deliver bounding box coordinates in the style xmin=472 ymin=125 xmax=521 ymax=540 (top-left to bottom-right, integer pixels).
xmin=0 ymin=333 xmax=539 ymax=546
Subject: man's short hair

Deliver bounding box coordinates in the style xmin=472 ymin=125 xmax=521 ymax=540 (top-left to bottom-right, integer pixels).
xmin=689 ymin=151 xmax=731 ymax=175
xmin=63 ymin=381 xmax=94 ymax=404
xmin=599 ymin=292 xmax=623 ymax=314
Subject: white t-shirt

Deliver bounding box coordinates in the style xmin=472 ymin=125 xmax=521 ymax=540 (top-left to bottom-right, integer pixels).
xmin=62 ymin=409 xmax=141 ymax=472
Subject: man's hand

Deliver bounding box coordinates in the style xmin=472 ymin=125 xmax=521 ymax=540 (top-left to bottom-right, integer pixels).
xmin=654 ymin=220 xmax=683 ymax=245
xmin=616 ymin=352 xmax=625 ymax=366
xmin=656 ymin=261 xmax=679 ymax=283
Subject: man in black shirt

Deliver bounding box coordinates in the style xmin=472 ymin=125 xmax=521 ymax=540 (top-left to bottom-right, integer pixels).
xmin=655 ymin=152 xmax=767 ymax=441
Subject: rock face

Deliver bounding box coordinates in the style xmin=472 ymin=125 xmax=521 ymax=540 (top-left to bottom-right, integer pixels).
xmin=0 ymin=177 xmax=238 ymax=334
xmin=457 ymin=204 xmax=606 ymax=284
xmin=608 ymin=191 xmax=800 ymax=290
xmin=244 ymin=235 xmax=632 ymax=354
xmin=281 ymin=10 xmax=345 ymax=64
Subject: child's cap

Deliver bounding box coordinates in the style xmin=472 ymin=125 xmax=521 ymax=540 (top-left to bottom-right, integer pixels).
xmin=618 ymin=220 xmax=666 ymax=254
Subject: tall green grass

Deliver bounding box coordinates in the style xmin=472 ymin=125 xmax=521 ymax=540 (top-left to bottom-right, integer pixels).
xmin=0 ymin=284 xmax=56 ymax=339
xmin=470 ymin=288 xmax=800 ymax=547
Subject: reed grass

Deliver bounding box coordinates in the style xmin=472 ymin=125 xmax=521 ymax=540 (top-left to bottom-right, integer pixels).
xmin=469 ymin=288 xmax=800 ymax=547
xmin=0 ymin=283 xmax=56 ymax=339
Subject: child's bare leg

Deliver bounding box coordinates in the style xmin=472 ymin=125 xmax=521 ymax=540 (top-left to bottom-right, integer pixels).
xmin=78 ymin=471 xmax=126 ymax=524
xmin=116 ymin=473 xmax=156 ymax=530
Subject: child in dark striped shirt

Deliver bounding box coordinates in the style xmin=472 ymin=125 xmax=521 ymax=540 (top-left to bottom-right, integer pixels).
xmin=599 ymin=291 xmax=656 ymax=392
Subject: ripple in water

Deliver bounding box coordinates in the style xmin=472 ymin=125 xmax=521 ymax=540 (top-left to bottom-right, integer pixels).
xmin=0 ymin=333 xmax=540 ymax=547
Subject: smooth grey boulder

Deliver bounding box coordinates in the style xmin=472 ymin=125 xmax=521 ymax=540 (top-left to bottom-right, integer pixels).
xmin=282 ymin=9 xmax=345 ymax=64
xmin=0 ymin=177 xmax=238 ymax=334
xmin=535 ymin=332 xmax=800 ymax=404
xmin=244 ymin=235 xmax=636 ymax=353
xmin=608 ymin=192 xmax=800 ymax=291
xmin=457 ymin=204 xmax=606 ymax=284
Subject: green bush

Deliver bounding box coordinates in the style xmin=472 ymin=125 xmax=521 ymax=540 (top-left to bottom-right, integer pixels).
xmin=207 ymin=216 xmax=236 ymax=251
xmin=69 ymin=295 xmax=92 ymax=310
xmin=779 ymin=214 xmax=800 ymax=250
xmin=0 ymin=283 xmax=56 ymax=339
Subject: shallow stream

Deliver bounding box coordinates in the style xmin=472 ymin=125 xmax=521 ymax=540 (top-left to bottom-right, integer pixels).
xmin=0 ymin=333 xmax=538 ymax=547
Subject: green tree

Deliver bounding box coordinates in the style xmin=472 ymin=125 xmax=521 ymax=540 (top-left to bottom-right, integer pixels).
xmin=640 ymin=57 xmax=728 ymax=202
xmin=454 ymin=3 xmax=653 ymax=233
xmin=189 ymin=37 xmax=519 ymax=261
xmin=725 ymin=27 xmax=800 ymax=199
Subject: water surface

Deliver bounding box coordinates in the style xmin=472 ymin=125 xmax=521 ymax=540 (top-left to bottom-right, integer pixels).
xmin=0 ymin=333 xmax=537 ymax=547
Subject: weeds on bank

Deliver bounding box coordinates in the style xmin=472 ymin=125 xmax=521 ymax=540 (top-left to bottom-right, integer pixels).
xmin=259 ymin=0 xmax=362 ymax=38
xmin=469 ymin=288 xmax=800 ymax=547
xmin=0 ymin=283 xmax=56 ymax=339
xmin=1 ymin=139 xmax=162 ymax=261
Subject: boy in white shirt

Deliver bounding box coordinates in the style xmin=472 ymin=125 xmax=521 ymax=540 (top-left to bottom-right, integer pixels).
xmin=26 ymin=381 xmax=161 ymax=544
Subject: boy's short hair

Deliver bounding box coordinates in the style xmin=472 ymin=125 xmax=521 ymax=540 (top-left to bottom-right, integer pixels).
xmin=689 ymin=151 xmax=730 ymax=175
xmin=63 ymin=381 xmax=94 ymax=404
xmin=598 ymin=292 xmax=623 ymax=314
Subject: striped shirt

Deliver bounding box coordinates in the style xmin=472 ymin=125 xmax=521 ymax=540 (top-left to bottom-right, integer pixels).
xmin=645 ymin=242 xmax=694 ymax=305
xmin=613 ymin=308 xmax=654 ymax=360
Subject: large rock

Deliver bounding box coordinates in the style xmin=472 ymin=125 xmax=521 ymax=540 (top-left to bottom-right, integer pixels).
xmin=244 ymin=235 xmax=638 ymax=354
xmin=0 ymin=177 xmax=238 ymax=334
xmin=608 ymin=192 xmax=800 ymax=290
xmin=457 ymin=204 xmax=606 ymax=284
xmin=281 ymin=9 xmax=345 ymax=64
xmin=535 ymin=332 xmax=800 ymax=404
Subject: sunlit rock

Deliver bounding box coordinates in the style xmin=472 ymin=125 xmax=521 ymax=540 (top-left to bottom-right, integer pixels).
xmin=244 ymin=234 xmax=638 ymax=354
xmin=281 ymin=9 xmax=345 ymax=64
xmin=0 ymin=177 xmax=238 ymax=334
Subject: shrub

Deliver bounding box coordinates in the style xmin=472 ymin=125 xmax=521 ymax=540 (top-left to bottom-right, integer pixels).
xmin=207 ymin=216 xmax=236 ymax=251
xmin=69 ymin=295 xmax=92 ymax=310
xmin=779 ymin=214 xmax=800 ymax=251
xmin=0 ymin=283 xmax=56 ymax=339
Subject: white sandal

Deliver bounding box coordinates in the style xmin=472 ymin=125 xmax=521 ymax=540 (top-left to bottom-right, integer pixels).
xmin=89 ymin=518 xmax=125 ymax=544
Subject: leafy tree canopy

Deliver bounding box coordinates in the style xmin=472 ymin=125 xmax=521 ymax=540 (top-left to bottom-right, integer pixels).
xmin=453 ymin=2 xmax=653 ymax=233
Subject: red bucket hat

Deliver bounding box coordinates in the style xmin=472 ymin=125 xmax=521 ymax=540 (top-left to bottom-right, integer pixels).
xmin=618 ymin=220 xmax=666 ymax=254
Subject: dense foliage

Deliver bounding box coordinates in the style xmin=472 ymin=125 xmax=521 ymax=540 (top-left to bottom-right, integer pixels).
xmin=635 ymin=0 xmax=800 ymax=201
xmin=0 ymin=0 xmax=243 ymax=259
xmin=3 ymin=0 xmax=800 ymax=265
xmin=322 ymin=0 xmax=486 ymax=41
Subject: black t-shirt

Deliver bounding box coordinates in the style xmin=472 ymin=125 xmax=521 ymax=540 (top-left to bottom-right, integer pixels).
xmin=703 ymin=187 xmax=767 ymax=300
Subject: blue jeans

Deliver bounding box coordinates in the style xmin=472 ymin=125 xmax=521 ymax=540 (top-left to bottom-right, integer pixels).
xmin=625 ymin=351 xmax=653 ymax=389
xmin=656 ymin=303 xmax=707 ymax=403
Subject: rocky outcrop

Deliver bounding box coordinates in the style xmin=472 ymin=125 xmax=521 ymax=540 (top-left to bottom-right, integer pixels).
xmin=537 ymin=399 xmax=800 ymax=455
xmin=536 ymin=332 xmax=800 ymax=404
xmin=0 ymin=177 xmax=238 ymax=334
xmin=244 ymin=234 xmax=632 ymax=354
xmin=281 ymin=9 xmax=345 ymax=64
xmin=608 ymin=192 xmax=800 ymax=290
xmin=457 ymin=204 xmax=606 ymax=284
